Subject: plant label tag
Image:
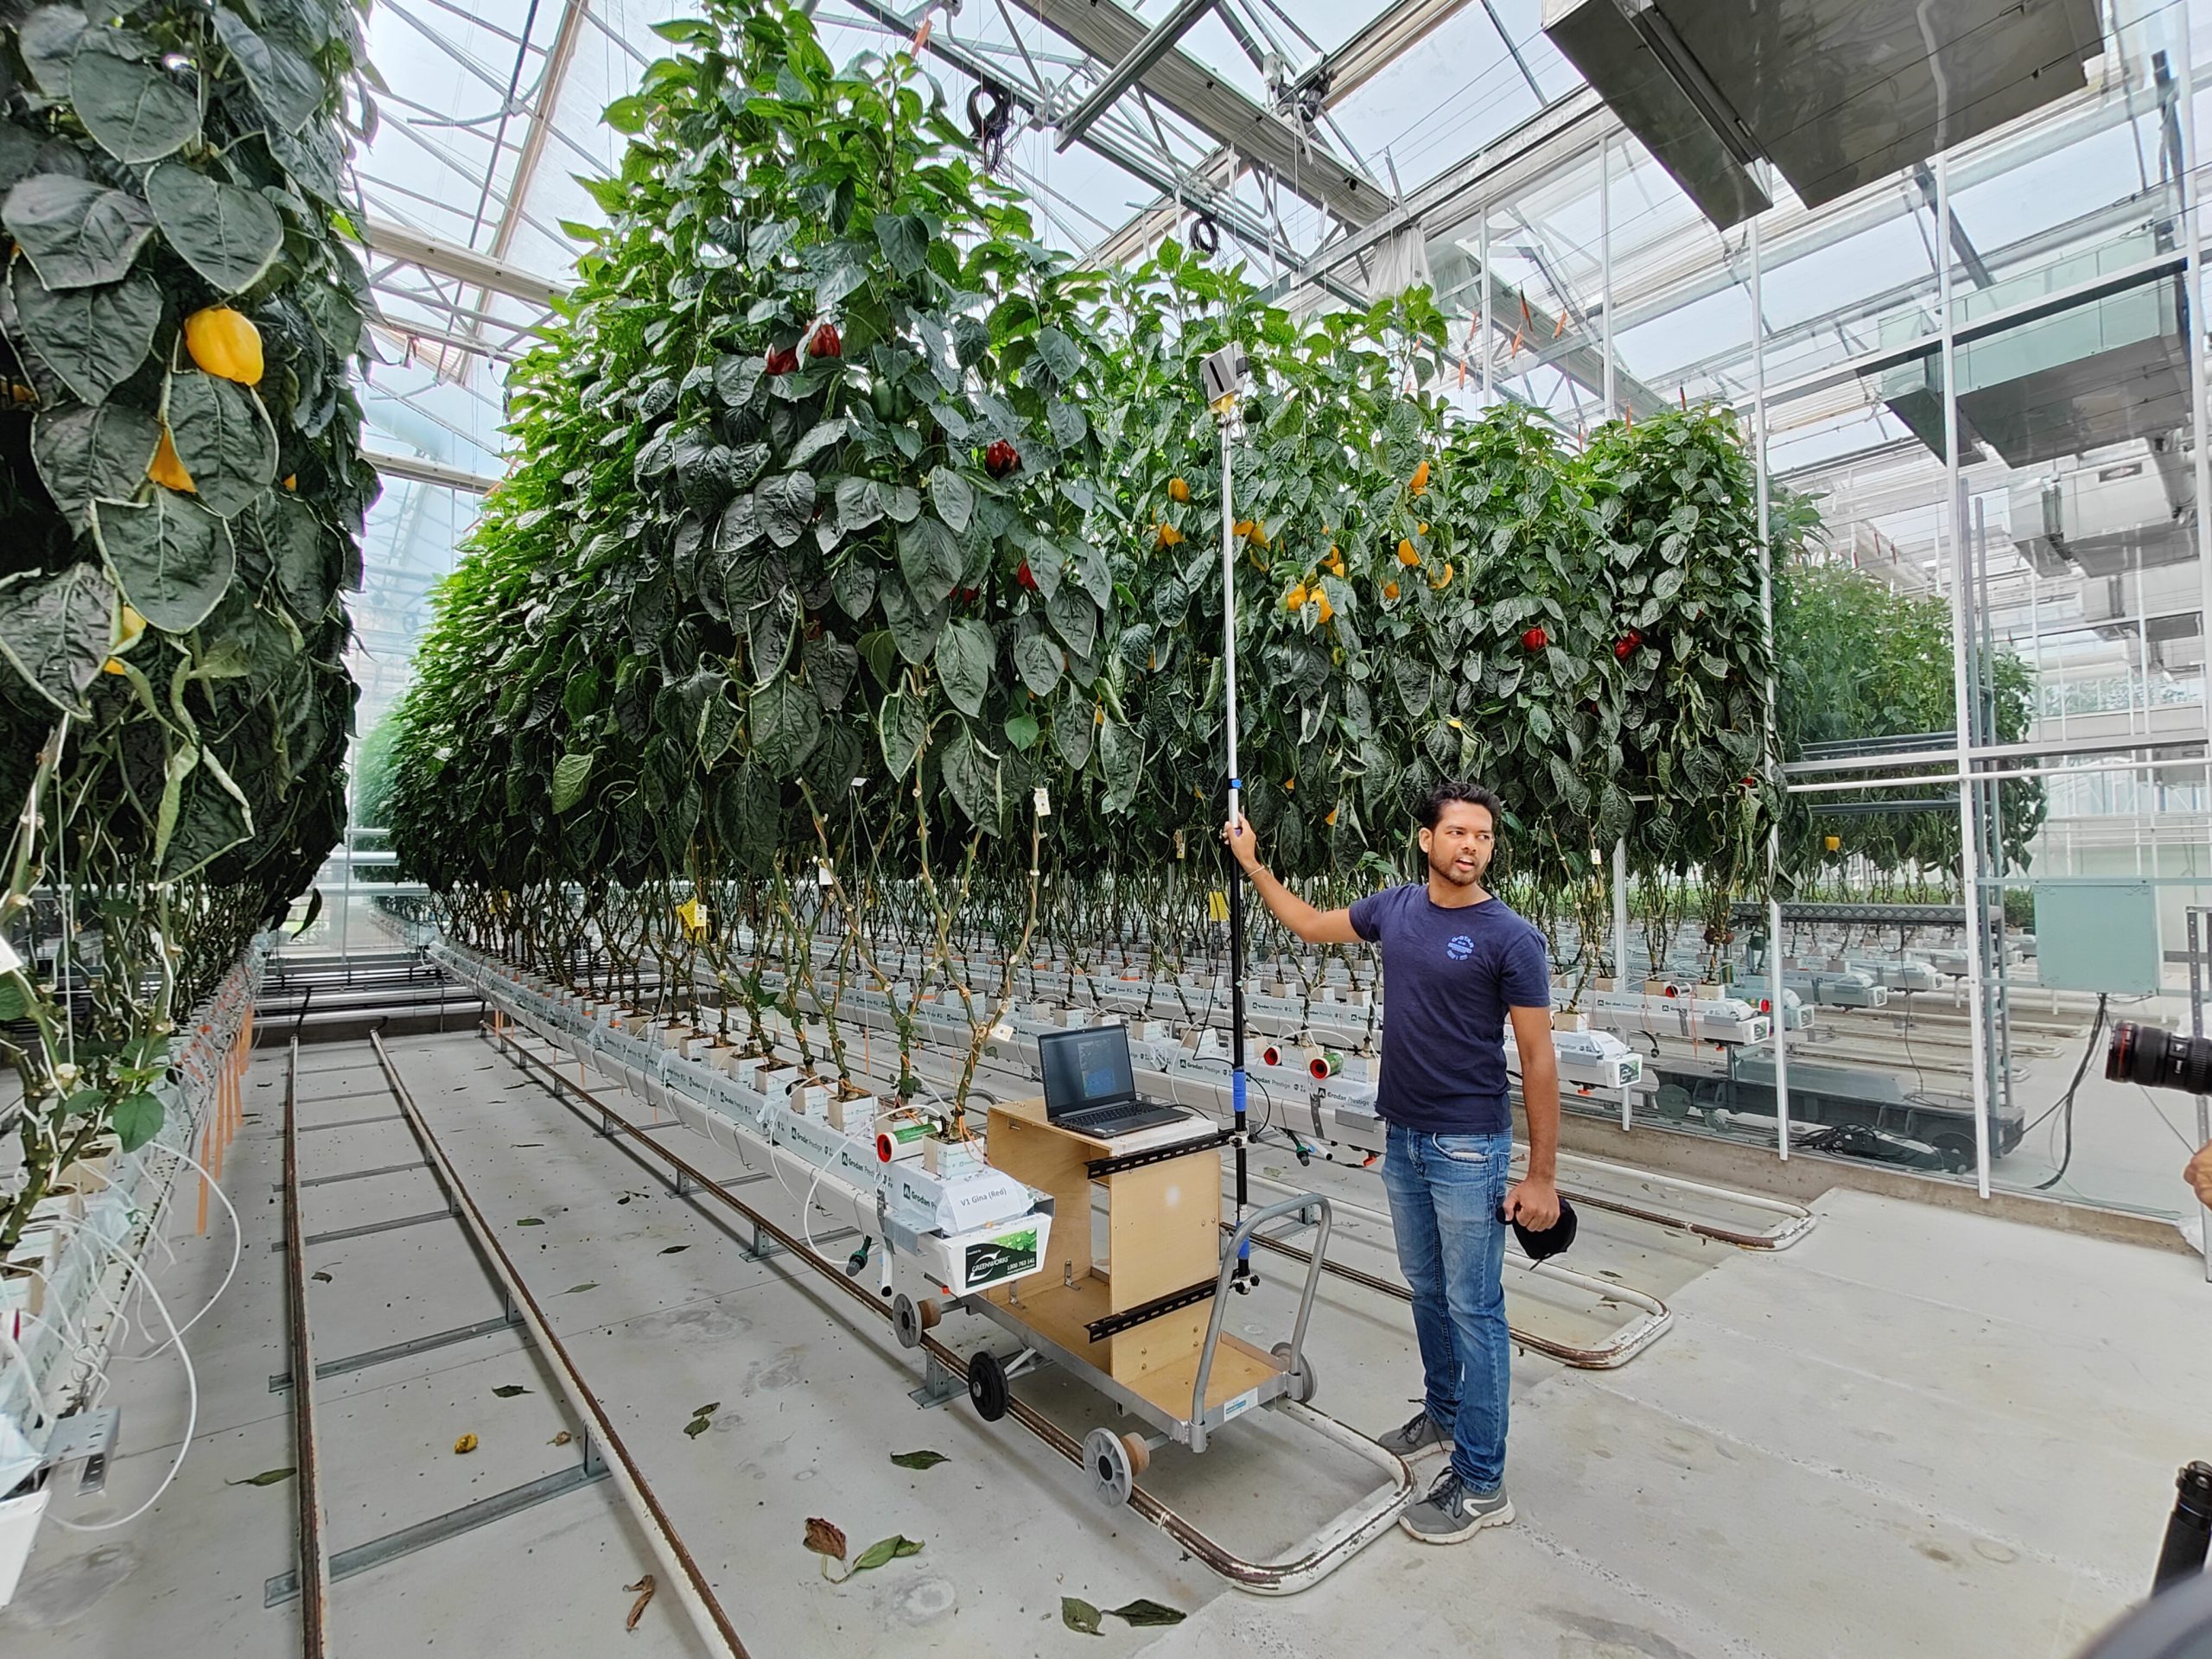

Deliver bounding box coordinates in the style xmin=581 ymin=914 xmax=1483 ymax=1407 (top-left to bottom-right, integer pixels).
xmin=817 ymin=860 xmax=834 ymax=887
xmin=1173 ymin=829 xmax=1185 ymax=861
xmin=1032 ymin=785 xmax=1050 ymax=817
xmin=0 ymin=936 xmax=19 ymax=976
xmin=1207 ymin=890 xmax=1230 ymax=924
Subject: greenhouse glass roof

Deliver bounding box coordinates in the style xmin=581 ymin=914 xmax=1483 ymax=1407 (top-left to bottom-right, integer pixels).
xmin=337 ymin=0 xmax=2209 ymax=747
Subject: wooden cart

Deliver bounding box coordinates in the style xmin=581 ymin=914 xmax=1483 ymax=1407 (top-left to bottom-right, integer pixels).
xmin=955 ymin=1094 xmax=1326 ymax=1503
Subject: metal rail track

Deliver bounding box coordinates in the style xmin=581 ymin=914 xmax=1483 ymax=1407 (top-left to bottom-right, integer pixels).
xmin=281 ymin=1039 xmax=332 ymax=1656
xmin=365 ymin=1033 xmax=753 ymax=1657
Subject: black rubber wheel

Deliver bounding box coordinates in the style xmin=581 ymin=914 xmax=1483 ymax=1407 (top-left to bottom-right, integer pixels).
xmin=1929 ymin=1132 xmax=1975 ymax=1173
xmin=968 ymin=1351 xmax=1009 ymax=1422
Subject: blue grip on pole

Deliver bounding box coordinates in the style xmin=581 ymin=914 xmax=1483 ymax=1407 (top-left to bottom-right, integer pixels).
xmin=1231 ymin=1068 xmax=1247 ymax=1116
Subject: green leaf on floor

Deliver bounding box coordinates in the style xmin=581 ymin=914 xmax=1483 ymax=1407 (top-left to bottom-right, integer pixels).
xmin=683 ymin=1417 xmax=712 ymax=1439
xmin=1061 ymin=1597 xmax=1103 ymax=1636
xmin=850 ymin=1535 xmax=923 ymax=1573
xmin=563 ymin=1282 xmax=598 ymax=1294
xmin=889 ymin=1450 xmax=948 ymax=1471
xmin=493 ymin=1385 xmax=531 ymax=1399
xmin=1107 ymin=1599 xmax=1186 ymax=1627
xmin=517 ymin=1217 xmax=544 ymax=1226
xmin=659 ymin=1244 xmax=688 ymax=1254
xmin=226 ymin=1466 xmax=296 ymax=1487
xmin=310 ymin=1270 xmax=332 ymax=1282
xmin=691 ymin=1402 xmax=720 ymax=1418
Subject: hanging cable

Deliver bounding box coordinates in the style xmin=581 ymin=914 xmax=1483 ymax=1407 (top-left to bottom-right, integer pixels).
xmin=2031 ymin=992 xmax=2107 ymax=1191
xmin=46 ymin=1245 xmax=197 ymax=1532
xmin=967 ymin=81 xmax=1014 ymax=173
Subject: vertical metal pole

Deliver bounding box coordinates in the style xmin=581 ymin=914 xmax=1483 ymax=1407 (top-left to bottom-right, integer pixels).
xmin=2181 ymin=5 xmax=2212 ymax=1281
xmin=2190 ymin=909 xmax=2210 ymax=1281
xmin=1613 ymin=836 xmax=1630 ymax=1131
xmin=1601 ymin=134 xmax=1615 ymax=419
xmin=1751 ymin=190 xmax=1789 ymax=1160
xmin=1218 ymin=413 xmax=1250 ymax=1278
xmin=1973 ymin=494 xmax=2015 ymax=1130
xmin=340 ymin=754 xmax=356 ymax=960
xmin=1479 ymin=214 xmax=1493 ymax=406
xmin=1937 ymin=151 xmax=1995 ymax=1199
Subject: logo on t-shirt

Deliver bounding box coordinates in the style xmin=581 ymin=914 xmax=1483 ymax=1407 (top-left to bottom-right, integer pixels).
xmin=1446 ymin=934 xmax=1474 ymax=961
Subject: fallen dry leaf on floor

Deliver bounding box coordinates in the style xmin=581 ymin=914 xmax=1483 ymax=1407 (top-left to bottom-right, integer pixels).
xmin=454 ymin=1433 xmax=479 ymax=1455
xmin=226 ymin=1467 xmax=297 ymax=1488
xmin=802 ymin=1516 xmax=848 ymax=1578
xmin=1107 ymin=1598 xmax=1186 ymax=1627
xmin=550 ymin=1431 xmax=573 ymax=1446
xmin=493 ymin=1385 xmax=531 ymax=1399
xmin=310 ymin=1271 xmax=332 ymax=1283
xmin=624 ymin=1573 xmax=656 ymax=1631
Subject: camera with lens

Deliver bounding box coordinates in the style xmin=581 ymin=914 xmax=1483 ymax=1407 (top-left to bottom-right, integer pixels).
xmin=2106 ymin=1022 xmax=2212 ymax=1097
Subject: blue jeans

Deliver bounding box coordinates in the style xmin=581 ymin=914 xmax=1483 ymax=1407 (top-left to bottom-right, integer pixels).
xmin=1381 ymin=1122 xmax=1512 ymax=1491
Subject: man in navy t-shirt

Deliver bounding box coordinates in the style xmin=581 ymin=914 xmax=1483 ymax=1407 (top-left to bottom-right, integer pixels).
xmin=1225 ymin=779 xmax=1560 ymax=1544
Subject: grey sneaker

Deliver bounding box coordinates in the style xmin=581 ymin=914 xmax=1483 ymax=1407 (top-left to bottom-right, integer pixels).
xmin=1376 ymin=1408 xmax=1452 ymax=1459
xmin=1399 ymin=1469 xmax=1513 ymax=1543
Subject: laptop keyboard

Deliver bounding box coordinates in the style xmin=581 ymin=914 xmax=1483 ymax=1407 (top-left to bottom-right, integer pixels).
xmin=1058 ymin=1102 xmax=1186 ymax=1138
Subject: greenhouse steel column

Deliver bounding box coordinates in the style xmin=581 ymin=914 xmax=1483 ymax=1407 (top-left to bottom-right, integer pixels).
xmin=1751 ymin=190 xmax=1790 ymax=1161
xmin=1600 ymin=133 xmax=1612 ymax=416
xmin=1936 ymin=152 xmax=1996 ymax=1200
xmin=2184 ymin=6 xmax=2212 ymax=1281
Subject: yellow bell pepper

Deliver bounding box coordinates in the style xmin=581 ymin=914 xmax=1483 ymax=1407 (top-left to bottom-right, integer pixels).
xmin=184 ymin=306 xmax=264 ymax=385
xmin=149 ymin=425 xmax=195 ymax=493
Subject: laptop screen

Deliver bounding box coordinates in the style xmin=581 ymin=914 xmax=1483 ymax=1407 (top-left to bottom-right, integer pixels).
xmin=1039 ymin=1027 xmax=1135 ymax=1116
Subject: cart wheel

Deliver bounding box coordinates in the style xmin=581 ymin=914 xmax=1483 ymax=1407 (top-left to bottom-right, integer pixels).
xmin=1120 ymin=1431 xmax=1150 ymax=1476
xmin=1271 ymin=1341 xmax=1319 ymax=1404
xmin=891 ymin=1294 xmax=924 ymax=1350
xmin=968 ymin=1351 xmax=1010 ymax=1422
xmin=1083 ymin=1426 xmax=1135 ymax=1508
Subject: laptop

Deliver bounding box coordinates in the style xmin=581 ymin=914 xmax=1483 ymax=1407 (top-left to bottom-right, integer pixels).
xmin=1038 ymin=1026 xmax=1190 ymax=1139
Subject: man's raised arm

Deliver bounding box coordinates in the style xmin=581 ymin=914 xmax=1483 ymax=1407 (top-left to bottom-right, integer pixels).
xmin=1220 ymin=818 xmax=1363 ymax=945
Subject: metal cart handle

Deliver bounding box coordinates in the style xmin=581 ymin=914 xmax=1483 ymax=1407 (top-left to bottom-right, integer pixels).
xmin=1189 ymin=1192 xmax=1333 ymax=1452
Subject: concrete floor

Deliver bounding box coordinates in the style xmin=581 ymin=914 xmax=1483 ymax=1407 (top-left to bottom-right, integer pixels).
xmin=5 ymin=1028 xmax=2205 ymax=1658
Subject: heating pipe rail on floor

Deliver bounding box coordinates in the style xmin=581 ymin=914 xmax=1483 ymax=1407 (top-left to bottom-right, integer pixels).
xmin=282 ymin=1039 xmax=332 ymax=1657
xmin=478 ymin=1020 xmax=1417 ymax=1595
xmin=365 ymin=1033 xmax=753 ymax=1659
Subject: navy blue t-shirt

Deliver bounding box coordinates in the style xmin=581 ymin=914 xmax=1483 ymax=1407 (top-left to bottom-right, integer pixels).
xmin=1348 ymin=884 xmax=1552 ymax=1134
